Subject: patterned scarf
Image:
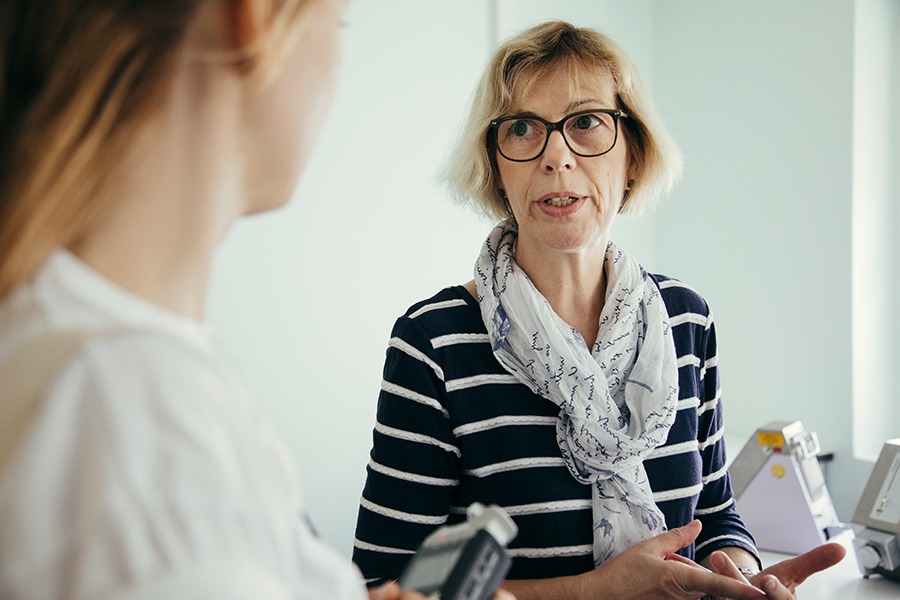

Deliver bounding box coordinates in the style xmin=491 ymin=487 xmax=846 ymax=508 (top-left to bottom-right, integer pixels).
xmin=474 ymin=220 xmax=679 ymax=565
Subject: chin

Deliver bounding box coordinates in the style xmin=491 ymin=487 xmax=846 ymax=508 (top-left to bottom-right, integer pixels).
xmin=544 ymin=228 xmax=608 ymax=253
xmin=243 ymin=187 xmax=295 ymax=216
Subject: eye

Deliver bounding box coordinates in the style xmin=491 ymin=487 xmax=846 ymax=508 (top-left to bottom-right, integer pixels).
xmin=508 ymin=120 xmax=535 ymax=137
xmin=574 ymin=113 xmax=602 ymax=130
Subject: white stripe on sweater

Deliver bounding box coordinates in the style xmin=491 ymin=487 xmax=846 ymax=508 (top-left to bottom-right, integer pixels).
xmin=698 ymin=427 xmax=724 ymax=451
xmin=450 ymin=499 xmax=590 ymax=516
xmin=453 ymin=415 xmax=557 ymax=437
xmin=409 ymin=299 xmax=468 ymax=319
xmin=677 ymin=354 xmax=701 ymax=369
xmin=677 ymin=396 xmax=701 ymax=411
xmin=649 ymin=440 xmax=698 ymax=459
xmin=368 ymin=459 xmax=459 ymax=487
xmin=657 ymin=279 xmax=698 ymax=293
xmin=700 ymin=354 xmax=718 ymax=380
xmin=649 ymin=428 xmax=722 ymax=460
xmin=353 ymin=538 xmax=416 ymax=555
xmin=695 ymin=498 xmax=734 ymax=516
xmin=388 ymin=337 xmax=444 ymax=381
xmin=652 ymin=483 xmax=703 ymax=502
xmin=464 ymin=457 xmax=566 ymax=478
xmin=374 ymin=422 xmax=460 ymax=457
xmin=695 ymin=534 xmax=754 ymax=553
xmin=501 ymin=499 xmax=592 ymax=516
xmin=668 ymin=313 xmax=708 ymax=327
xmin=698 ymin=388 xmax=722 ymax=415
xmin=445 ymin=373 xmax=519 ymax=392
xmin=702 ymin=465 xmax=728 ymax=485
xmin=381 ymin=381 xmax=448 ymax=418
xmin=432 ymin=333 xmax=490 ymax=348
xmin=359 ymin=497 xmax=448 ymax=526
xmin=509 ymin=545 xmax=593 ymax=558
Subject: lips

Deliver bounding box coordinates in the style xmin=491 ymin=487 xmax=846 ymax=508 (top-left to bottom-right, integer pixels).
xmin=536 ymin=192 xmax=585 ymax=217
xmin=539 ymin=192 xmax=583 ymax=206
xmin=545 ymin=196 xmax=578 ymax=207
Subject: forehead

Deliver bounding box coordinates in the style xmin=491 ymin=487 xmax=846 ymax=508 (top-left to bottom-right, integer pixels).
xmin=509 ymin=63 xmax=617 ymax=114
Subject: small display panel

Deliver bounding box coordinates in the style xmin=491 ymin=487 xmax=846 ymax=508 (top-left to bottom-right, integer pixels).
xmin=399 ymin=542 xmax=465 ymax=594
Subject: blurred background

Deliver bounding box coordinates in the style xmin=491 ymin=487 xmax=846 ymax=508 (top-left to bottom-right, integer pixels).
xmin=207 ymin=0 xmax=900 ymax=557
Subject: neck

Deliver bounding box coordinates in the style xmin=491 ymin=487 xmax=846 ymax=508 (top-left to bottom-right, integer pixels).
xmin=68 ymin=48 xmax=245 ymax=321
xmin=515 ymin=235 xmax=610 ymax=348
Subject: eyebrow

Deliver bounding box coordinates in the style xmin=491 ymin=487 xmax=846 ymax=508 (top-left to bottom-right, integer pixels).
xmin=508 ymin=99 xmax=613 ymax=118
xmin=567 ymin=99 xmax=604 ymax=112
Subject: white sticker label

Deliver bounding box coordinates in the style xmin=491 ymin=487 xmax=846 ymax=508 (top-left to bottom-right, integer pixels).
xmin=870 ymin=453 xmax=900 ymax=525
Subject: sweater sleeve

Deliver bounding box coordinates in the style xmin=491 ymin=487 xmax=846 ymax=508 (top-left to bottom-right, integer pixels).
xmin=693 ymin=314 xmax=760 ymax=565
xmin=351 ymin=315 xmax=461 ymax=587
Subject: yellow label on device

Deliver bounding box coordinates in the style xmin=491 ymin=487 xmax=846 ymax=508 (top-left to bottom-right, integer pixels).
xmin=758 ymin=432 xmax=785 ymax=447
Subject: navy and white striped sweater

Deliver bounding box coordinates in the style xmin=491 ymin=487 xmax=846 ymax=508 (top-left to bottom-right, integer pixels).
xmin=352 ymin=275 xmax=757 ymax=585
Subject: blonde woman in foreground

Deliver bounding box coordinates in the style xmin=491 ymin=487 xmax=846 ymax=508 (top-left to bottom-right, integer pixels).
xmin=0 ymin=1 xmax=495 ymax=598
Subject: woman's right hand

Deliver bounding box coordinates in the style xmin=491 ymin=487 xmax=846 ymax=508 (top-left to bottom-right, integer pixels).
xmin=580 ymin=521 xmax=766 ymax=600
xmin=503 ymin=520 xmax=766 ymax=600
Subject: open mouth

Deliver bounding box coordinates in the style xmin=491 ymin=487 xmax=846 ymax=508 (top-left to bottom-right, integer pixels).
xmin=544 ymin=196 xmax=579 ymax=208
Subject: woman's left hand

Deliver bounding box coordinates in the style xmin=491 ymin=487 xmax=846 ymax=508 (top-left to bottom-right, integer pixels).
xmin=707 ymin=543 xmax=846 ymax=599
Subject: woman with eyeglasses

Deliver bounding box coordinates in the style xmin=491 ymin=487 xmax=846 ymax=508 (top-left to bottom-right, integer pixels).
xmin=352 ymin=21 xmax=843 ymax=600
xmin=0 ymin=1 xmax=476 ymax=599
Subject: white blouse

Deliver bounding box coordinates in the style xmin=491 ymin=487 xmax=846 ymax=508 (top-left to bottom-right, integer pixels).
xmin=0 ymin=251 xmax=366 ymax=600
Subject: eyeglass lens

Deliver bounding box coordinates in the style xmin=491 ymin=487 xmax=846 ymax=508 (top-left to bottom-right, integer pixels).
xmin=495 ymin=112 xmax=618 ymax=161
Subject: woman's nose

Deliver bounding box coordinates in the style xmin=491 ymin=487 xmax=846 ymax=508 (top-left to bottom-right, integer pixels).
xmin=540 ymin=130 xmax=575 ymax=172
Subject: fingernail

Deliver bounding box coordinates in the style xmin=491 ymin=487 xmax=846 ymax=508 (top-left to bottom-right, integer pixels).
xmin=764 ymin=578 xmax=777 ymax=593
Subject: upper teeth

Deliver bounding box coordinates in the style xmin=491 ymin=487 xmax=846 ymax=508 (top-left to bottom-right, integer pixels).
xmin=547 ymin=197 xmax=576 ymax=207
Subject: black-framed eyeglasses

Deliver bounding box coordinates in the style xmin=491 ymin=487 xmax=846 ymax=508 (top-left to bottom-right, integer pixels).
xmin=489 ymin=109 xmax=627 ymax=162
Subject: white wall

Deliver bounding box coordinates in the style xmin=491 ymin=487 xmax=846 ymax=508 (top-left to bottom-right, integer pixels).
xmin=650 ymin=0 xmax=868 ymax=519
xmin=647 ymin=0 xmax=900 ymax=520
xmin=208 ymin=0 xmax=897 ymax=556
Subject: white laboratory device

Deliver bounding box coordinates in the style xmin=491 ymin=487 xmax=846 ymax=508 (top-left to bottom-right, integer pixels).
xmin=851 ymin=439 xmax=900 ymax=581
xmin=729 ymin=421 xmax=841 ymax=555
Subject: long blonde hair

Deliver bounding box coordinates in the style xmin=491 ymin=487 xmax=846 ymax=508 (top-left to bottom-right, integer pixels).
xmin=0 ymin=0 xmax=319 ymax=301
xmin=441 ymin=21 xmax=683 ymax=222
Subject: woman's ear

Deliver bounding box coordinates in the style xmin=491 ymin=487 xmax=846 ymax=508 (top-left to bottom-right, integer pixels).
xmin=625 ymin=155 xmax=637 ymax=185
xmin=229 ymin=0 xmax=272 ymax=52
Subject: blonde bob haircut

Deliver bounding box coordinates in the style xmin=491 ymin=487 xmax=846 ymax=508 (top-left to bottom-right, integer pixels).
xmin=442 ymin=21 xmax=683 ymax=222
xmin=0 ymin=0 xmax=322 ymax=301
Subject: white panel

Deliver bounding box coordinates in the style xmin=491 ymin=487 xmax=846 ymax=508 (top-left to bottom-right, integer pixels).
xmin=852 ymin=0 xmax=900 ymax=462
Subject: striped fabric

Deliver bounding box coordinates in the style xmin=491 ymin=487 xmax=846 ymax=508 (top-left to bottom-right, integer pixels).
xmin=352 ymin=276 xmax=758 ymax=585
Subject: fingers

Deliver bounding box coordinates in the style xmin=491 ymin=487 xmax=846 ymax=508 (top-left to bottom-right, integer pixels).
xmin=684 ymin=567 xmax=766 ymax=600
xmin=664 ymin=552 xmax=704 ymax=569
xmin=367 ymin=582 xmax=400 ymax=600
xmin=643 ymin=519 xmax=703 ymax=557
xmin=369 ymin=582 xmax=426 ymax=600
xmin=802 ymin=542 xmax=846 ymax=572
xmin=494 ymin=589 xmax=517 ymax=600
xmin=757 ymin=574 xmax=794 ymax=600
xmin=709 ymin=551 xmax=751 ymax=583
xmin=758 ymin=542 xmax=846 ymax=588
